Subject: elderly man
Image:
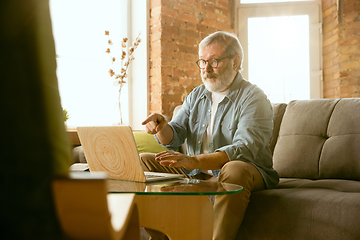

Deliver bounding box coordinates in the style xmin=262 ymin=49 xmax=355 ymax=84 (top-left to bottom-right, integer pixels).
xmin=141 ymin=31 xmax=279 ymax=240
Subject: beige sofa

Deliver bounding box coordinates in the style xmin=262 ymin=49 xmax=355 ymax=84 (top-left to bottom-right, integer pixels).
xmin=237 ymin=98 xmax=360 ymax=240
xmin=173 ymin=99 xmax=360 ymax=239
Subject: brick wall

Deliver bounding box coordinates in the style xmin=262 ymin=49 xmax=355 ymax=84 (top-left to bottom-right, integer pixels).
xmin=322 ymin=0 xmax=360 ymax=98
xmin=149 ymin=0 xmax=360 ymax=119
xmin=322 ymin=0 xmax=341 ymax=98
xmin=149 ymin=0 xmax=234 ymax=119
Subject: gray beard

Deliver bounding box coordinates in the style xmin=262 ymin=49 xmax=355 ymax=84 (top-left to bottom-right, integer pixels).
xmin=201 ymin=64 xmax=234 ymax=93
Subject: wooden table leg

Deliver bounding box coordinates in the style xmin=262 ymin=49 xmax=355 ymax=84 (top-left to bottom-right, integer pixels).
xmin=135 ymin=195 xmax=214 ymax=240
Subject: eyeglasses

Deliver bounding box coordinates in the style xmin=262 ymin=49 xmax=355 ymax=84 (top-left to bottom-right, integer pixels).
xmin=196 ymin=56 xmax=232 ymax=69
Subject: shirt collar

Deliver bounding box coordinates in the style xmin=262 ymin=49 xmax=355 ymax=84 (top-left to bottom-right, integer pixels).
xmin=226 ymin=72 xmax=245 ymax=102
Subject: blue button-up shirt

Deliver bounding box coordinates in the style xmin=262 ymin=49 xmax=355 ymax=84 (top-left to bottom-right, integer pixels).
xmin=158 ymin=73 xmax=279 ymax=189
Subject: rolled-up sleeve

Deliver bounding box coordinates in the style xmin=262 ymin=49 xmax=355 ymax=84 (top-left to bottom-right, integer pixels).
xmin=154 ymin=91 xmax=194 ymax=151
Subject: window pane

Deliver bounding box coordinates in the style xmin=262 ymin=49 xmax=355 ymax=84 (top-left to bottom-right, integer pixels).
xmin=248 ymin=15 xmax=310 ymax=103
xmin=50 ymin=0 xmax=128 ymax=127
xmin=55 ymin=59 xmax=127 ymax=126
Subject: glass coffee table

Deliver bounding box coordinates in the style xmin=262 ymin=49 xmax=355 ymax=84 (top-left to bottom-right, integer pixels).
xmin=106 ymin=178 xmax=243 ymax=240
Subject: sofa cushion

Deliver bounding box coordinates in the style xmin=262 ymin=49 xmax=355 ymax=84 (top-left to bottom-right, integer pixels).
xmin=277 ymin=178 xmax=360 ymax=192
xmin=320 ymin=98 xmax=360 ymax=180
xmin=273 ymin=99 xmax=340 ymax=179
xmin=72 ymin=146 xmax=87 ymax=163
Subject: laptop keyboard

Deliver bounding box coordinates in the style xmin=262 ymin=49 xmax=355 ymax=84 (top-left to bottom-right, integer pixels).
xmin=146 ymin=174 xmax=166 ymax=179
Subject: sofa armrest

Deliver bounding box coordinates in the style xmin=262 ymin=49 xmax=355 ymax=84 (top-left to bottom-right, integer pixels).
xmin=270 ymin=103 xmax=287 ymax=154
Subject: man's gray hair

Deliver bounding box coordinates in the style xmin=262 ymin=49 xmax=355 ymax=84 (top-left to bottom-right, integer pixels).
xmin=199 ymin=31 xmax=244 ymax=71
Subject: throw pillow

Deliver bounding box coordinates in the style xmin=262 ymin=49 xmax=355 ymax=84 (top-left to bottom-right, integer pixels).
xmin=133 ymin=131 xmax=169 ymax=154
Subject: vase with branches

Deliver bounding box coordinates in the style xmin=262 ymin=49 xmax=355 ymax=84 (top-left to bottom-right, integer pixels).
xmin=105 ymin=31 xmax=141 ymax=125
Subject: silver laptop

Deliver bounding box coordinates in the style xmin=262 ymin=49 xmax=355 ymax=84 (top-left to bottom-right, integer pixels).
xmin=76 ymin=126 xmax=184 ymax=182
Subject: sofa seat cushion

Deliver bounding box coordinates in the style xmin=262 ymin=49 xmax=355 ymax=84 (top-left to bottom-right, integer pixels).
xmin=277 ymin=178 xmax=360 ymax=192
xmin=238 ymin=179 xmax=360 ymax=240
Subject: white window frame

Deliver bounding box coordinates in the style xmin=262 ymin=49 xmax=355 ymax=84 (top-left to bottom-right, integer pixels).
xmin=235 ymin=0 xmax=323 ymax=100
xmin=128 ymin=0 xmax=149 ymax=130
